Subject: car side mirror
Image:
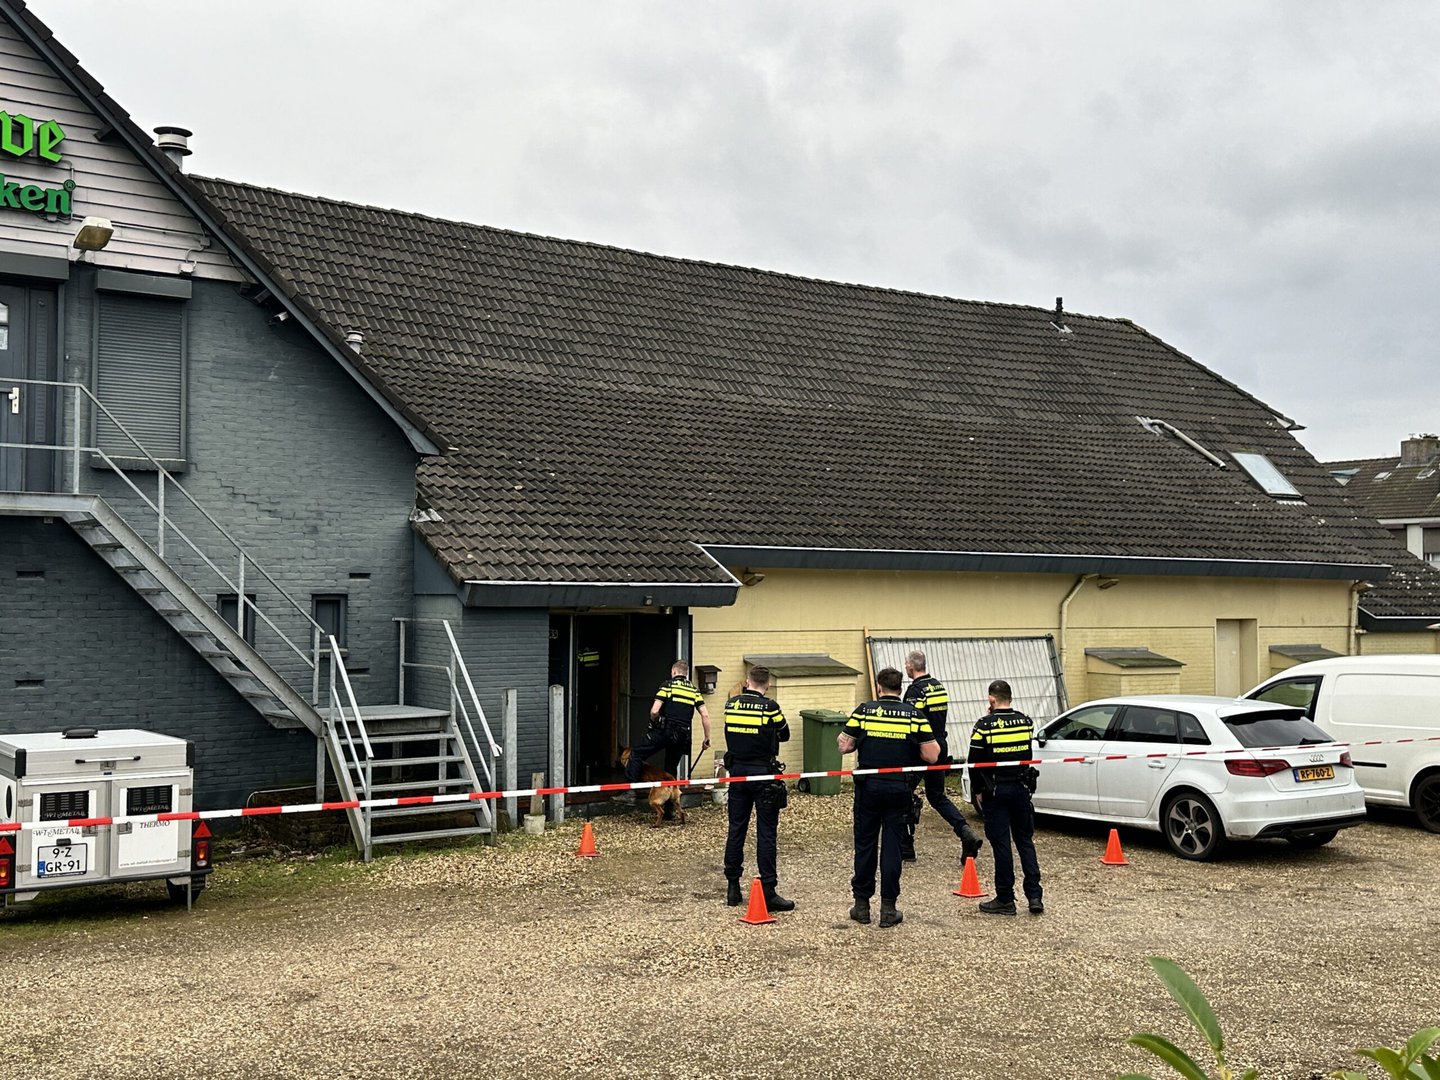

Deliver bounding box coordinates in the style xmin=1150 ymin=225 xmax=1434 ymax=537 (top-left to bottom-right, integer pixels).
xmin=1036 ymin=735 xmax=1048 ymax=748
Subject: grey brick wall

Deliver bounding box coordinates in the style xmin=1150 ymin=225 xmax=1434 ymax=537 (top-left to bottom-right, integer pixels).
xmin=409 ymin=597 xmax=552 ymax=784
xmin=0 ymin=518 xmax=315 ymax=809
xmin=60 ymin=267 xmax=417 ymax=706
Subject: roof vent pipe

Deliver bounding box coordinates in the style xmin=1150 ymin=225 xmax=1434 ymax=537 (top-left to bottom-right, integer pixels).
xmin=1051 ymin=296 xmax=1071 ymax=334
xmin=153 ymin=126 xmax=193 ymax=170
xmin=344 ymin=330 xmax=364 ymax=354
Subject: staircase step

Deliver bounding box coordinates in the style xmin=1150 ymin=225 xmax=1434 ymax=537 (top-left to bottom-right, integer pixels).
xmin=361 ymin=731 xmax=457 ymax=746
xmin=362 ymin=779 xmax=472 ymax=794
xmin=67 ymin=515 xmax=101 ymax=529
xmin=368 ymin=803 xmax=488 ymax=821
xmin=368 ymin=826 xmax=492 ymax=846
xmin=90 ymin=541 xmax=127 ymax=551
xmin=364 ymin=754 xmax=463 ymax=768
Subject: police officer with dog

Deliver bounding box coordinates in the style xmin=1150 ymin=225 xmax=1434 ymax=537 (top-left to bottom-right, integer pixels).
xmin=838 ymin=667 xmax=941 ymax=928
xmin=625 ymin=659 xmax=711 ymax=786
xmin=900 ymin=650 xmax=984 ymax=865
xmin=721 ymin=666 xmax=795 ymax=912
xmin=968 ymin=679 xmax=1044 ymax=915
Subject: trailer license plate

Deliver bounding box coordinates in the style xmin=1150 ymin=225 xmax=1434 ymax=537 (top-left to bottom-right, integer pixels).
xmin=36 ymin=844 xmax=88 ymax=877
xmin=1293 ymin=765 xmax=1335 ymax=782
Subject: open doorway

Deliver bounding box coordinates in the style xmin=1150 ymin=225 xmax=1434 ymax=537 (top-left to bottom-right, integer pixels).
xmin=560 ymin=610 xmax=683 ymax=786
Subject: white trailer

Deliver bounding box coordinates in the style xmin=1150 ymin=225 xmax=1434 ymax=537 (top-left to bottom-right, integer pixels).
xmin=0 ymin=727 xmax=211 ymax=906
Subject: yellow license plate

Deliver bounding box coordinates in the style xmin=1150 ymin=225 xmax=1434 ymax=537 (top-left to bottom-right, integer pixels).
xmin=1293 ymin=765 xmax=1335 ymax=782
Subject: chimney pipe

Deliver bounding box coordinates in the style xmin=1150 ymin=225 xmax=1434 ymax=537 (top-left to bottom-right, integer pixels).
xmin=153 ymin=126 xmax=193 ymax=170
xmin=344 ymin=330 xmax=364 ymax=354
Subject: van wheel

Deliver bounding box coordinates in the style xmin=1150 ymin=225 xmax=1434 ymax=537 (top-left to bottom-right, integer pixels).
xmin=1414 ymin=773 xmax=1440 ymax=834
xmin=1162 ymin=792 xmax=1225 ymax=860
xmin=1286 ymin=830 xmax=1338 ymax=849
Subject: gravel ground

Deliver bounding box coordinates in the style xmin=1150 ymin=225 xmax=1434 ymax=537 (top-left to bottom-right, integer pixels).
xmin=3 ymin=792 xmax=1436 ymax=1080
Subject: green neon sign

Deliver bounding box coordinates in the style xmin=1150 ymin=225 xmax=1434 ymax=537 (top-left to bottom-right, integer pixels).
xmin=0 ymin=112 xmax=64 ymax=163
xmin=0 ymin=110 xmax=71 ymax=216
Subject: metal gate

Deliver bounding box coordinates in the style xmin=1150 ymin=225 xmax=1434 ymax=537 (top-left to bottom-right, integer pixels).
xmin=866 ymin=635 xmax=1067 ymax=745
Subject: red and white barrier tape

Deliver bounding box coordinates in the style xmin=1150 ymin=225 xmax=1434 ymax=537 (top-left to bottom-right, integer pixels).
xmin=1 ymin=735 xmax=1435 ymax=834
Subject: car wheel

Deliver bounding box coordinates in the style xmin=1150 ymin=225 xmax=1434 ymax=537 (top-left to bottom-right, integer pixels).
xmin=1162 ymin=792 xmax=1225 ymax=860
xmin=1286 ymin=830 xmax=1338 ymax=849
xmin=1414 ymin=773 xmax=1440 ymax=834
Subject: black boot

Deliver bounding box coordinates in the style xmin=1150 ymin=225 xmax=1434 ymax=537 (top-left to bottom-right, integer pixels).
xmin=726 ymin=879 xmax=742 ymax=907
xmin=849 ymin=898 xmax=871 ymax=924
xmin=879 ymin=900 xmax=903 ymax=928
xmin=764 ymin=887 xmax=796 ymax=913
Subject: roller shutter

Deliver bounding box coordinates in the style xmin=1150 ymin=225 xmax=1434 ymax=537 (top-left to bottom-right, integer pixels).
xmin=94 ymin=294 xmax=185 ymax=462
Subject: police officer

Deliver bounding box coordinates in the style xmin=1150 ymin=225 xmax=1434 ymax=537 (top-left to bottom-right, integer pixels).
xmin=967 ymin=679 xmax=1043 ymax=915
xmin=721 ymin=666 xmax=795 ymax=912
xmin=624 ymin=660 xmax=711 ymax=786
xmin=838 ymin=667 xmax=940 ymax=928
xmin=900 ymin=650 xmax=984 ymax=865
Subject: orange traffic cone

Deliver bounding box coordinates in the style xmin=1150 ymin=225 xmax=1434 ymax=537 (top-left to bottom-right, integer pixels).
xmin=575 ymin=821 xmax=600 ymax=858
xmin=739 ymin=877 xmax=776 ymax=925
xmin=1100 ymin=828 xmax=1129 ymax=866
xmin=953 ymin=856 xmax=989 ymax=898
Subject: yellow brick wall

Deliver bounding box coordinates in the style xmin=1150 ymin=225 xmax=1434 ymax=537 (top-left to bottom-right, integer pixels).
xmin=1359 ymin=632 xmax=1440 ymax=655
xmin=692 ymin=570 xmax=1356 ymax=736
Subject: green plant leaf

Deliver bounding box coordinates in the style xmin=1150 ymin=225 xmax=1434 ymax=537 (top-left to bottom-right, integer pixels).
xmin=1239 ymin=1070 xmax=1259 ymax=1080
xmin=1128 ymin=1033 xmax=1211 ymax=1080
xmin=1403 ymin=1030 xmax=1440 ymax=1065
xmin=1148 ymin=957 xmax=1225 ymax=1053
xmin=1417 ymin=1055 xmax=1440 ymax=1080
xmin=1356 ymin=1046 xmax=1408 ymax=1077
xmin=1331 ymin=1071 xmax=1369 ymax=1080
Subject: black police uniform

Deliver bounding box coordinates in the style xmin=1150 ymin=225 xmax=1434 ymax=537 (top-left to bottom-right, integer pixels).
xmin=968 ymin=707 xmax=1043 ymax=910
xmin=844 ymin=695 xmax=936 ymax=908
xmin=625 ymin=675 xmax=705 ymax=782
xmin=901 ymin=673 xmax=984 ymax=861
xmin=721 ymin=687 xmax=790 ymax=899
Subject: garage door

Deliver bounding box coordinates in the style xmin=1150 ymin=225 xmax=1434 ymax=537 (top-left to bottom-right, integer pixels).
xmin=866 ymin=635 xmax=1067 ymax=745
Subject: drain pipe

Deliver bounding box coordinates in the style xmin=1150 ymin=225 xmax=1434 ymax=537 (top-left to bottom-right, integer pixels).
xmin=1349 ymin=581 xmax=1372 ymax=656
xmin=1057 ymin=573 xmax=1099 ymax=689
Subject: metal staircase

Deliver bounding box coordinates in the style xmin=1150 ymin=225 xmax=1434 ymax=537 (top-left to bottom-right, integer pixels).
xmin=0 ymin=378 xmax=501 ymax=858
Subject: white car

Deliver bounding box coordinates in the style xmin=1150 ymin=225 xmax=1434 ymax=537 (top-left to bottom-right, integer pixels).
xmin=1031 ymin=695 xmax=1367 ymax=860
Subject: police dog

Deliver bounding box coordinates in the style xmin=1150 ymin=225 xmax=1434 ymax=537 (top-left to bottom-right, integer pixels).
xmin=619 ymin=748 xmax=686 ymax=827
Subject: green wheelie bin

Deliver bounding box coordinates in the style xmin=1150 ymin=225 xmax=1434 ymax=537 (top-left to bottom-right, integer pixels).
xmin=798 ymin=708 xmax=850 ymax=795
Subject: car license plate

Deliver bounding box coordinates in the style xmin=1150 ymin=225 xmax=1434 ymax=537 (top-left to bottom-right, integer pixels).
xmin=36 ymin=844 xmax=88 ymax=877
xmin=1293 ymin=765 xmax=1335 ymax=782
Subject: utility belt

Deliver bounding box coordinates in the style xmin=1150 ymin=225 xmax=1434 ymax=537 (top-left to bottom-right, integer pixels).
xmin=980 ymin=765 xmax=1039 ymax=794
xmin=723 ymin=753 xmax=789 ymax=810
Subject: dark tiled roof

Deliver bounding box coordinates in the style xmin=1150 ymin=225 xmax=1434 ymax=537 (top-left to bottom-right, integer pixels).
xmin=192 ymin=177 xmax=1396 ymax=587
xmin=1325 ymin=456 xmax=1440 ymax=520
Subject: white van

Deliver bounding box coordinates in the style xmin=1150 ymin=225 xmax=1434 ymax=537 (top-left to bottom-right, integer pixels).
xmin=1246 ymin=656 xmax=1440 ymax=832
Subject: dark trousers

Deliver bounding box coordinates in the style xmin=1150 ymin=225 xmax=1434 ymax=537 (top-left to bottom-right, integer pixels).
xmin=902 ymin=735 xmax=978 ymax=855
xmin=982 ymin=780 xmax=1043 ymax=904
xmin=625 ymin=721 xmax=690 ymax=781
xmin=852 ymin=779 xmax=911 ymax=902
xmin=725 ymin=770 xmax=779 ymax=888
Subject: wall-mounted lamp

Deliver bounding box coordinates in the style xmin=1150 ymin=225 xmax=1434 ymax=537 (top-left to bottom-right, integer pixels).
xmin=695 ymin=664 xmax=721 ymax=695
xmin=741 ymin=569 xmax=766 ymax=587
xmin=72 ymin=216 xmax=114 ymax=251
xmin=1096 ymin=577 xmax=1121 ymax=590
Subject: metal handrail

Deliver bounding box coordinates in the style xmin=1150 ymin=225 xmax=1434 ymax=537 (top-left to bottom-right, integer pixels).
xmin=441 ymin=620 xmax=502 ymax=756
xmin=2 ymin=377 xmax=328 ymax=678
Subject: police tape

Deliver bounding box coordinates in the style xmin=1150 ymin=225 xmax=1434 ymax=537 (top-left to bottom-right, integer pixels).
xmin=1 ymin=734 xmax=1436 ymax=834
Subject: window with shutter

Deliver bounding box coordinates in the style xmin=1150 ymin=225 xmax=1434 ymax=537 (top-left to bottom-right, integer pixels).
xmin=93 ymin=294 xmax=186 ymax=463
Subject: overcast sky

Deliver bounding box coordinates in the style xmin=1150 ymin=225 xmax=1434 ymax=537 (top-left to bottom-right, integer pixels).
xmin=33 ymin=1 xmax=1440 ymax=461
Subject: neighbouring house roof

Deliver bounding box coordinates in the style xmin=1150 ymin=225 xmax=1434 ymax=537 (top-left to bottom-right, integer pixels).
xmin=742 ymin=654 xmax=862 ymax=678
xmin=1268 ymin=644 xmax=1343 ymax=662
xmin=1325 ymin=455 xmax=1440 ymax=521
xmin=188 ymin=177 xmax=1400 ymax=593
xmin=1084 ymin=647 xmax=1184 ymax=669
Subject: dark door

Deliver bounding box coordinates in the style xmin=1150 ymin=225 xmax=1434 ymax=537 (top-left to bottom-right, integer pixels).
xmin=0 ymin=283 xmax=59 ymax=492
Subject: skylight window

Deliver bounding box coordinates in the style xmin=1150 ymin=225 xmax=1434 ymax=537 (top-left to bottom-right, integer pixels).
xmin=1232 ymin=452 xmax=1302 ymax=498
